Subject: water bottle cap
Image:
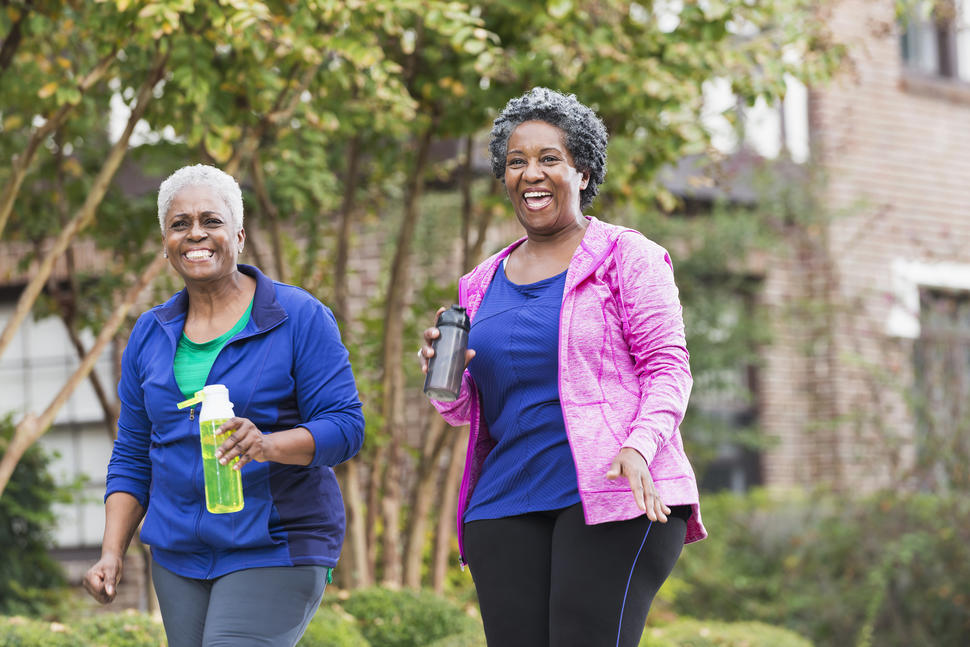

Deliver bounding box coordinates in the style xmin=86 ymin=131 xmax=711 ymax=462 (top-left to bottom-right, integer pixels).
xmin=436 ymin=305 xmax=470 ymax=331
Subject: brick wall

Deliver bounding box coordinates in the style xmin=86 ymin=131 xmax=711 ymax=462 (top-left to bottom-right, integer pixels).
xmin=761 ymin=0 xmax=970 ymax=490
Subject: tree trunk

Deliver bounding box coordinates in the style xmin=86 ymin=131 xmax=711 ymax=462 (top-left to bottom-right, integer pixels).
xmin=378 ymin=119 xmax=438 ymax=587
xmin=338 ymin=460 xmax=371 ymax=588
xmin=431 ymin=427 xmax=467 ymax=593
xmin=0 ymin=255 xmax=168 ymax=496
xmin=0 ymin=50 xmax=117 ymax=239
xmin=249 ymin=153 xmax=286 ymax=282
xmin=402 ymin=414 xmax=448 ymax=588
xmin=0 ymin=47 xmax=166 ymax=361
xmin=332 ymin=135 xmax=362 ymax=326
xmin=0 ymin=2 xmax=28 ymax=78
xmin=327 ymin=133 xmax=369 ymax=587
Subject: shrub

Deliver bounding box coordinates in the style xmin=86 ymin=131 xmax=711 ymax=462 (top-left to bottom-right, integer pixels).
xmin=0 ymin=418 xmax=72 ymax=616
xmin=330 ymin=587 xmax=479 ymax=647
xmin=640 ymin=619 xmax=813 ymax=647
xmin=426 ymin=630 xmax=487 ymax=647
xmin=0 ymin=612 xmax=164 ymax=647
xmin=0 ymin=616 xmax=76 ymax=647
xmin=73 ymin=612 xmax=166 ymax=647
xmin=668 ymin=489 xmax=970 ymax=647
xmin=299 ymin=607 xmax=370 ymax=647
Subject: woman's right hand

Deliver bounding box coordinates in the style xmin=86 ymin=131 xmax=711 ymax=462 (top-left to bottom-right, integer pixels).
xmin=83 ymin=553 xmax=124 ymax=604
xmin=419 ymin=306 xmax=475 ymax=374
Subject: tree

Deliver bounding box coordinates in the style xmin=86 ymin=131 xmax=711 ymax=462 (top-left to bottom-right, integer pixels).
xmin=0 ymin=0 xmax=846 ymax=594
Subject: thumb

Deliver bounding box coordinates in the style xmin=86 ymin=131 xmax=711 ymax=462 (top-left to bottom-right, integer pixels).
xmin=606 ymin=456 xmax=622 ymax=480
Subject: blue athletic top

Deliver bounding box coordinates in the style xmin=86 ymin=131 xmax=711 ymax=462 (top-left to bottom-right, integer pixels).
xmin=463 ymin=262 xmax=580 ymax=522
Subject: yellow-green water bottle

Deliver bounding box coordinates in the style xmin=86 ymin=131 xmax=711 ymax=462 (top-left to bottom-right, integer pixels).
xmin=198 ymin=384 xmax=244 ymax=513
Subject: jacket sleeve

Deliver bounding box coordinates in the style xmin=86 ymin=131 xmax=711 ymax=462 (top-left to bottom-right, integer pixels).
xmin=614 ymin=233 xmax=693 ymax=466
xmin=429 ymin=370 xmax=476 ymax=426
xmin=292 ymin=297 xmax=365 ymax=468
xmin=105 ymin=317 xmax=152 ymax=508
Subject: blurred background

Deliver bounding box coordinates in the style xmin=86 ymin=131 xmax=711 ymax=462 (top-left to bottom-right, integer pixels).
xmin=0 ymin=1 xmax=968 ymax=645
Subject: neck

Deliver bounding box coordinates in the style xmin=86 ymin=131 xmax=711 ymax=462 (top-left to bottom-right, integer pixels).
xmin=522 ymin=216 xmax=588 ymax=253
xmin=185 ymin=269 xmax=253 ymax=319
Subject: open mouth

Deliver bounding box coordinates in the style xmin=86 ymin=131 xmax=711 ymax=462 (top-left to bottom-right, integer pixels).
xmin=523 ymin=190 xmax=553 ymax=210
xmin=184 ymin=249 xmax=214 ymax=261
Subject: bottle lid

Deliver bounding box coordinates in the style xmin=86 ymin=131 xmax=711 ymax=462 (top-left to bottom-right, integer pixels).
xmin=176 ymin=384 xmax=231 ymax=410
xmin=436 ymin=305 xmax=470 ymax=331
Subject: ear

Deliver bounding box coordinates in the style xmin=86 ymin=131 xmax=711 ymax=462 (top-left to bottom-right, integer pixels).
xmin=236 ymin=227 xmax=246 ymax=252
xmin=580 ymin=171 xmax=590 ymax=191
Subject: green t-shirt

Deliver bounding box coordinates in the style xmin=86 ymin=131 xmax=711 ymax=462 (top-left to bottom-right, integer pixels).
xmin=174 ymin=299 xmax=254 ymax=398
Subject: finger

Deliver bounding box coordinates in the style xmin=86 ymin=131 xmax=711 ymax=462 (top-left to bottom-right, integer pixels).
xmin=644 ymin=480 xmax=667 ymax=523
xmin=464 ymin=348 xmax=476 ymax=368
xmin=605 ymin=456 xmax=622 ymax=480
xmin=630 ymin=474 xmax=647 ymax=512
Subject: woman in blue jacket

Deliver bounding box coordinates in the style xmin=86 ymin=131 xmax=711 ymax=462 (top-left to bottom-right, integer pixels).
xmin=83 ymin=164 xmax=365 ymax=647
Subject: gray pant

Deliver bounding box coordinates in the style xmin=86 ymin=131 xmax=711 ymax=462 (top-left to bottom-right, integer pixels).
xmin=151 ymin=561 xmax=329 ymax=647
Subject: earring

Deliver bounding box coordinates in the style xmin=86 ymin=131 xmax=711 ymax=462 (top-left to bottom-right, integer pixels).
xmin=163 ymin=251 xmax=168 ymax=258
xmin=238 ymin=246 xmax=243 ymax=254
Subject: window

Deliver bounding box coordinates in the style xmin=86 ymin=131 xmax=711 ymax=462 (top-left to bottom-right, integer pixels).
xmin=901 ymin=0 xmax=970 ymax=82
xmin=0 ymin=298 xmax=117 ymax=547
xmin=912 ymin=288 xmax=970 ymax=490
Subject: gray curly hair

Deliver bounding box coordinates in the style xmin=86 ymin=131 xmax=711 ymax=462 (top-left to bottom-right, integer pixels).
xmin=157 ymin=164 xmax=244 ymax=235
xmin=489 ymin=87 xmax=608 ymax=210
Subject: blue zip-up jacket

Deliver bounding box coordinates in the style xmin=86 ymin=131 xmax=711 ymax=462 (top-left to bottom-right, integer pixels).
xmin=106 ymin=264 xmax=364 ymax=579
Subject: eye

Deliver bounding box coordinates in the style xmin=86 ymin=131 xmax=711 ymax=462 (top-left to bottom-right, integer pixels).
xmin=170 ymin=220 xmax=188 ymax=230
xmin=541 ymin=155 xmax=560 ymax=163
xmin=204 ymin=217 xmax=223 ymax=227
xmin=506 ymin=158 xmax=525 ymax=168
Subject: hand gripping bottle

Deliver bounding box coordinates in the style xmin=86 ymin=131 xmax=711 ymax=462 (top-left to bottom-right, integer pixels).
xmin=179 ymin=384 xmax=244 ymax=513
xmin=423 ymin=305 xmax=471 ymax=402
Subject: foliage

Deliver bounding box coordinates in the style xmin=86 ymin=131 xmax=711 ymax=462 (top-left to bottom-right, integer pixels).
xmin=328 ymin=587 xmax=479 ymax=647
xmin=0 ymin=418 xmax=71 ymax=616
xmin=668 ymin=489 xmax=970 ymax=647
xmin=641 ymin=619 xmax=813 ymax=647
xmin=298 ymin=606 xmax=371 ymax=647
xmin=0 ymin=0 xmax=847 ymax=591
xmin=426 ymin=630 xmax=487 ymax=647
xmin=0 ymin=611 xmax=165 ymax=647
xmin=73 ymin=612 xmax=166 ymax=647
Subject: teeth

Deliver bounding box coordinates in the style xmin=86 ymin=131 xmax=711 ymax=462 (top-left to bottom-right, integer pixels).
xmin=185 ymin=250 xmax=212 ymax=260
xmin=524 ymin=191 xmax=551 ymax=198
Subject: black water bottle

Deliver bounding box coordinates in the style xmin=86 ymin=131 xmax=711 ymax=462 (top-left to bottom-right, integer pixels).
xmin=423 ymin=305 xmax=471 ymax=402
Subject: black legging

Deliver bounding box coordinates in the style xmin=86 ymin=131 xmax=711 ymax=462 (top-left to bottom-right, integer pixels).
xmin=463 ymin=502 xmax=690 ymax=647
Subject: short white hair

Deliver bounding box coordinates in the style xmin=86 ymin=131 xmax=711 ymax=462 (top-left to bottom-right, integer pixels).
xmin=157 ymin=164 xmax=244 ymax=234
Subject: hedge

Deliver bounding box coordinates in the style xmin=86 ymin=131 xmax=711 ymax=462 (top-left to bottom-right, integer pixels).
xmin=668 ymin=489 xmax=970 ymax=647
xmin=640 ymin=619 xmax=813 ymax=647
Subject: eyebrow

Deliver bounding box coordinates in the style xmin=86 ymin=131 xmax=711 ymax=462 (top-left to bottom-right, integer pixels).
xmin=170 ymin=210 xmax=223 ymax=220
xmin=506 ymin=147 xmax=563 ymax=156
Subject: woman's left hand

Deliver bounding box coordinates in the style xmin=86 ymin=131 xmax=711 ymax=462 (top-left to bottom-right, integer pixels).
xmin=215 ymin=417 xmax=273 ymax=470
xmin=606 ymin=447 xmax=670 ymax=523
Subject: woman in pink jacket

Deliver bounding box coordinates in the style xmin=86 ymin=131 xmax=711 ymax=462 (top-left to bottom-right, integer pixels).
xmin=419 ymin=88 xmax=706 ymax=647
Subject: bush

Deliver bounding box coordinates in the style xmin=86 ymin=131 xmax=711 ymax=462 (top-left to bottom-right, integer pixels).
xmin=299 ymin=607 xmax=370 ymax=646
xmin=668 ymin=489 xmax=970 ymax=647
xmin=0 ymin=616 xmax=76 ymax=647
xmin=640 ymin=619 xmax=813 ymax=647
xmin=72 ymin=612 xmax=166 ymax=647
xmin=329 ymin=587 xmax=479 ymax=647
xmin=0 ymin=418 xmax=72 ymax=616
xmin=426 ymin=630 xmax=487 ymax=647
xmin=0 ymin=612 xmax=164 ymax=647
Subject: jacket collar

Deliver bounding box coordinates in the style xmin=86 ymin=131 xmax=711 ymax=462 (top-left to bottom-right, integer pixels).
xmin=154 ymin=264 xmax=287 ymax=333
xmin=463 ymin=217 xmax=628 ymax=306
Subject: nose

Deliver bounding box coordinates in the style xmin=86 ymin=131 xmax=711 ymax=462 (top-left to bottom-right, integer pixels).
xmin=188 ymin=219 xmax=206 ymax=240
xmin=523 ymin=158 xmax=544 ymax=182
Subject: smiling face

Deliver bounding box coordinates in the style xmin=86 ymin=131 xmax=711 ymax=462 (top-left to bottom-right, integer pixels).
xmin=503 ymin=120 xmax=589 ymax=237
xmin=163 ymin=184 xmax=244 ymax=285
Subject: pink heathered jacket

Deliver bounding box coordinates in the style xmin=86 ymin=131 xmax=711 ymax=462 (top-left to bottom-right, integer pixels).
xmin=433 ymin=217 xmax=707 ymax=564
